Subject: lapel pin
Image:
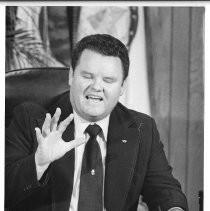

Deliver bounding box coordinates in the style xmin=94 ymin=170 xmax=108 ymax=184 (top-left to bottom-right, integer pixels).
xmin=122 ymin=140 xmax=127 ymax=143
xmin=91 ymin=169 xmax=95 ymax=175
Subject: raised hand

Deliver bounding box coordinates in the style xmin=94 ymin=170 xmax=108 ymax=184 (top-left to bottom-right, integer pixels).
xmin=34 ymin=108 xmax=86 ymax=180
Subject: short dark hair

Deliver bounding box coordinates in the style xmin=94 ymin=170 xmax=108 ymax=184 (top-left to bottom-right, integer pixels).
xmin=71 ymin=34 xmax=130 ymax=81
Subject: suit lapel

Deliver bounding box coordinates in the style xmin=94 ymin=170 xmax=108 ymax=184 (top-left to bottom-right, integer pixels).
xmin=104 ymin=104 xmax=141 ymax=211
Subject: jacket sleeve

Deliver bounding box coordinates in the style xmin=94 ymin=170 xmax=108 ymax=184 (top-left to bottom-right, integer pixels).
xmin=5 ymin=103 xmax=50 ymax=208
xmin=141 ymin=118 xmax=188 ymax=211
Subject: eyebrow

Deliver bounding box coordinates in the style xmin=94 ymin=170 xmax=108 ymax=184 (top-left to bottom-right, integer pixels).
xmin=80 ymin=70 xmax=92 ymax=75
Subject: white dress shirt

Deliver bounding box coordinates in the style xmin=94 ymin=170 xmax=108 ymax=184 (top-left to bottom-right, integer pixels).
xmin=69 ymin=110 xmax=110 ymax=211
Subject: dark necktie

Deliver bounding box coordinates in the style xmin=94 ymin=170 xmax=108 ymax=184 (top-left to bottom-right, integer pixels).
xmin=78 ymin=124 xmax=103 ymax=211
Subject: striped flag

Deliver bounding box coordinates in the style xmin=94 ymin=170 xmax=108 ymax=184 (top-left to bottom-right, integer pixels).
xmin=120 ymin=7 xmax=151 ymax=115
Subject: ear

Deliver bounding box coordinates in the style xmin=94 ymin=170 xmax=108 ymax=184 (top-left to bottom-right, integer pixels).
xmin=120 ymin=78 xmax=127 ymax=96
xmin=68 ymin=67 xmax=73 ymax=86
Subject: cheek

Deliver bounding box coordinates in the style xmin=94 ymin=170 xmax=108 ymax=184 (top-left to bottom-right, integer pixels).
xmin=72 ymin=79 xmax=87 ymax=95
xmin=105 ymin=86 xmax=122 ymax=101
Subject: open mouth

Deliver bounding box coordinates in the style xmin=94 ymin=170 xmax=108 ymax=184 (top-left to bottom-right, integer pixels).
xmin=86 ymin=95 xmax=103 ymax=101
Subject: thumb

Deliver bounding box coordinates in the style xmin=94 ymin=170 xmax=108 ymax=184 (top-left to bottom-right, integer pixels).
xmin=35 ymin=127 xmax=44 ymax=144
xmin=64 ymin=138 xmax=86 ymax=153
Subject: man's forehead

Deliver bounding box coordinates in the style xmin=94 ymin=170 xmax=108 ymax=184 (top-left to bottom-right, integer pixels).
xmin=79 ymin=49 xmax=118 ymax=60
xmin=79 ymin=50 xmax=121 ymax=66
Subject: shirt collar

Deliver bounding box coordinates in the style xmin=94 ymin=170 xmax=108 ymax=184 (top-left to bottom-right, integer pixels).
xmin=73 ymin=110 xmax=110 ymax=142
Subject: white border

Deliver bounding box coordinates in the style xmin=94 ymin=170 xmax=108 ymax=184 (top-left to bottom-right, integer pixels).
xmin=1 ymin=1 xmax=210 ymax=7
xmin=204 ymin=5 xmax=209 ymax=211
xmin=1 ymin=2 xmax=209 ymax=210
xmin=0 ymin=5 xmax=5 ymax=211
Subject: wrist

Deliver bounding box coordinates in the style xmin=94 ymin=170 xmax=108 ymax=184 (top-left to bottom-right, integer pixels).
xmin=35 ymin=148 xmax=51 ymax=167
xmin=35 ymin=151 xmax=50 ymax=180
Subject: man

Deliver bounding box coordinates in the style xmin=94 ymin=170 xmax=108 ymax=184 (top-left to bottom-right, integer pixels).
xmin=5 ymin=34 xmax=188 ymax=211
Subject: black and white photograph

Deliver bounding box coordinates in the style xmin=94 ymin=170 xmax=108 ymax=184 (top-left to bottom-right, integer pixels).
xmin=4 ymin=4 xmax=205 ymax=211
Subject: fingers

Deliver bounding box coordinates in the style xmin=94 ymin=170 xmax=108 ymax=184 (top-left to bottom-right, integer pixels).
xmin=42 ymin=113 xmax=51 ymax=137
xmin=35 ymin=127 xmax=44 ymax=144
xmin=64 ymin=138 xmax=87 ymax=153
xmin=58 ymin=113 xmax=74 ymax=134
xmin=50 ymin=108 xmax=61 ymax=131
xmin=41 ymin=109 xmax=73 ymax=138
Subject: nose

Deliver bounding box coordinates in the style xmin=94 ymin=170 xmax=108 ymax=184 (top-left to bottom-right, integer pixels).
xmin=91 ymin=78 xmax=103 ymax=91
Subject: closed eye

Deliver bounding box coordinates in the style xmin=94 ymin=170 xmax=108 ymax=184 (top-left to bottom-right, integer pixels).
xmin=103 ymin=77 xmax=115 ymax=83
xmin=82 ymin=73 xmax=93 ymax=79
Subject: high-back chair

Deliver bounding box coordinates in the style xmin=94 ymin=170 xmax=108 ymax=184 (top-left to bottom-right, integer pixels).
xmin=5 ymin=67 xmax=70 ymax=127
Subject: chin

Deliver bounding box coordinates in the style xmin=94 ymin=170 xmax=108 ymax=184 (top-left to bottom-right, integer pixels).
xmin=88 ymin=113 xmax=103 ymax=120
xmin=85 ymin=112 xmax=105 ymax=122
xmin=85 ymin=108 xmax=104 ymax=117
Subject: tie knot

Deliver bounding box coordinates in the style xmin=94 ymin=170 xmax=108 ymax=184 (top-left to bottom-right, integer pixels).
xmin=85 ymin=124 xmax=102 ymax=138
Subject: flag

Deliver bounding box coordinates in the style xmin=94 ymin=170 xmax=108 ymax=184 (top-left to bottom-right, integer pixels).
xmin=120 ymin=7 xmax=151 ymax=115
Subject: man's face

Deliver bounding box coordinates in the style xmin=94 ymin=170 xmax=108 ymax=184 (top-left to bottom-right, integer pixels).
xmin=69 ymin=49 xmax=126 ymax=122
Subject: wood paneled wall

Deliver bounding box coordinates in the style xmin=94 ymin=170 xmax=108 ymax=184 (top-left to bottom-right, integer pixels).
xmin=145 ymin=7 xmax=204 ymax=211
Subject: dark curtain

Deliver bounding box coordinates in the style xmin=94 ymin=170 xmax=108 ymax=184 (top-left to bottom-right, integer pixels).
xmin=144 ymin=7 xmax=204 ymax=211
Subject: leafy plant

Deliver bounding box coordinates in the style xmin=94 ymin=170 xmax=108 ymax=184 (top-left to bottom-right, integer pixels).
xmin=6 ymin=6 xmax=55 ymax=72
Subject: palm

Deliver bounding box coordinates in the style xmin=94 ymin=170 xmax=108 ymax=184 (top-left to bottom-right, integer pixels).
xmin=35 ymin=108 xmax=86 ymax=167
xmin=38 ymin=132 xmax=67 ymax=163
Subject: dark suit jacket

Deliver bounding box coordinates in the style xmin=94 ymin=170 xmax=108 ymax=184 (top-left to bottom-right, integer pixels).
xmin=5 ymin=92 xmax=188 ymax=211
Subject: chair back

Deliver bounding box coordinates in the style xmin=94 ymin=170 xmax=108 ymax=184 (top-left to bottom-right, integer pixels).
xmin=5 ymin=67 xmax=70 ymax=127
